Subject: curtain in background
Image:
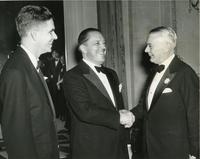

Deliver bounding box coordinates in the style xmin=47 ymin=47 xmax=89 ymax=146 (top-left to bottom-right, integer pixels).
xmin=96 ymin=0 xmax=199 ymax=107
xmin=97 ymin=0 xmax=128 ymax=107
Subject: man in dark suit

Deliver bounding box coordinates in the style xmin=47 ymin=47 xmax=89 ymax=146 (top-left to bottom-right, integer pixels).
xmin=131 ymin=26 xmax=199 ymax=159
xmin=63 ymin=28 xmax=134 ymax=159
xmin=0 ymin=5 xmax=59 ymax=159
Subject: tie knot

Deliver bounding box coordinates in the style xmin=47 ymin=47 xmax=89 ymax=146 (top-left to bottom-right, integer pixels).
xmin=95 ymin=66 xmax=105 ymax=73
xmin=155 ymin=64 xmax=165 ymax=73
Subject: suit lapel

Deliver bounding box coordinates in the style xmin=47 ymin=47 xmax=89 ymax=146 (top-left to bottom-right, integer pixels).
xmin=150 ymin=69 xmax=176 ymax=110
xmin=148 ymin=56 xmax=179 ymax=111
xmin=104 ymin=70 xmax=118 ymax=107
xmin=81 ymin=62 xmax=114 ymax=105
xmin=37 ymin=69 xmax=56 ymax=118
xmin=18 ymin=47 xmax=56 ymax=118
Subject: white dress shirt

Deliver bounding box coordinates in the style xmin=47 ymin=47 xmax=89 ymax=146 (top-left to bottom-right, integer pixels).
xmin=55 ymin=60 xmax=59 ymax=66
xmin=83 ymin=59 xmax=116 ymax=107
xmin=147 ymin=54 xmax=175 ymax=109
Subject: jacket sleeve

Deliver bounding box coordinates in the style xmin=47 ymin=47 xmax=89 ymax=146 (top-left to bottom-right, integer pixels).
xmin=180 ymin=67 xmax=199 ymax=158
xmin=63 ymin=72 xmax=120 ymax=130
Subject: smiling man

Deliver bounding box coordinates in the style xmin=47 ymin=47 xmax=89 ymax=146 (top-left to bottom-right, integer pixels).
xmin=63 ymin=28 xmax=134 ymax=159
xmin=132 ymin=26 xmax=199 ymax=159
xmin=0 ymin=5 xmax=59 ymax=159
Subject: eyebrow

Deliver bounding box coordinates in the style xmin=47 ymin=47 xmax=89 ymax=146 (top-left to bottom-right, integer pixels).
xmin=49 ymin=28 xmax=55 ymax=33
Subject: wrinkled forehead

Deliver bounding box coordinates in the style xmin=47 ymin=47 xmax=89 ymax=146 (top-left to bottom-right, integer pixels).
xmin=33 ymin=18 xmax=55 ymax=30
xmin=147 ymin=32 xmax=169 ymax=43
xmin=87 ymin=31 xmax=105 ymax=41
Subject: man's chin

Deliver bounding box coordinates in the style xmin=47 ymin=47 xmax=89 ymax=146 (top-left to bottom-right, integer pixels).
xmin=100 ymin=59 xmax=105 ymax=64
xmin=150 ymin=58 xmax=156 ymax=64
xmin=48 ymin=47 xmax=52 ymax=52
xmin=95 ymin=60 xmax=105 ymax=65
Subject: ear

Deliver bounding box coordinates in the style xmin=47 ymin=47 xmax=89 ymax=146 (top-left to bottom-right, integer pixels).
xmin=30 ymin=29 xmax=38 ymax=41
xmin=79 ymin=44 xmax=87 ymax=54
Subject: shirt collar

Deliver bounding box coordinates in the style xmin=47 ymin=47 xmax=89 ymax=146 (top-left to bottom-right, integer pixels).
xmin=20 ymin=44 xmax=38 ymax=69
xmin=83 ymin=58 xmax=102 ymax=73
xmin=160 ymin=54 xmax=175 ymax=72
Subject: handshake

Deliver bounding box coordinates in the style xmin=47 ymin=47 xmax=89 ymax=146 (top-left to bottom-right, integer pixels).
xmin=119 ymin=109 xmax=135 ymax=128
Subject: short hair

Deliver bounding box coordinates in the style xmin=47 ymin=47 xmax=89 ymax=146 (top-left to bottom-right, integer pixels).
xmin=15 ymin=5 xmax=53 ymax=38
xmin=78 ymin=28 xmax=101 ymax=47
xmin=149 ymin=26 xmax=177 ymax=46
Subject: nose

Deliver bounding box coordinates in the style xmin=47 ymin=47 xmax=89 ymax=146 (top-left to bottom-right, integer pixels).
xmin=145 ymin=45 xmax=149 ymax=53
xmin=53 ymin=31 xmax=58 ymax=40
xmin=101 ymin=44 xmax=106 ymax=52
xmin=102 ymin=47 xmax=106 ymax=53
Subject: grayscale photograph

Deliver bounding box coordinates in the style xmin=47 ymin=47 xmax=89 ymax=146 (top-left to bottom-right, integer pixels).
xmin=0 ymin=0 xmax=199 ymax=159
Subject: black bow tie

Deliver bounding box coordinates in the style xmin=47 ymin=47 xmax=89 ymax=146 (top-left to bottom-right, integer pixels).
xmin=95 ymin=66 xmax=105 ymax=73
xmin=155 ymin=64 xmax=165 ymax=73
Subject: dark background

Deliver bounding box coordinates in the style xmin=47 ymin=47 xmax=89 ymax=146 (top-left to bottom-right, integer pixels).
xmin=0 ymin=1 xmax=65 ymax=56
